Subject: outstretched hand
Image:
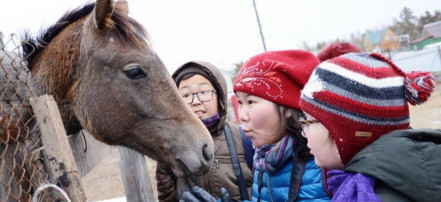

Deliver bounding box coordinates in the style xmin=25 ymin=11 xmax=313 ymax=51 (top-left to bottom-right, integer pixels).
xmin=179 ymin=186 xmax=231 ymax=202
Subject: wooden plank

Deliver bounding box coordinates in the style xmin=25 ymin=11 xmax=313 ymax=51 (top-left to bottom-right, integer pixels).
xmin=118 ymin=147 xmax=155 ymax=202
xmin=68 ymin=130 xmax=115 ymax=177
xmin=30 ymin=95 xmax=86 ymax=201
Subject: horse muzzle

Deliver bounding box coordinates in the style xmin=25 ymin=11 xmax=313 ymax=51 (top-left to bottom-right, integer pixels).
xmin=173 ymin=142 xmax=214 ymax=177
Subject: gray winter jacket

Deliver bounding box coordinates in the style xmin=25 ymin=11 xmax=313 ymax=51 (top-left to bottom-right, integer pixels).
xmin=344 ymin=128 xmax=441 ymax=202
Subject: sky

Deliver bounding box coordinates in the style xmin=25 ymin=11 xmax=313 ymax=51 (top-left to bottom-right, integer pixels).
xmin=1 ymin=0 xmax=440 ymax=73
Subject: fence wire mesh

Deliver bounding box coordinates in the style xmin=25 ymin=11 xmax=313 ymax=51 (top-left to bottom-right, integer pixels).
xmin=0 ymin=33 xmax=56 ymax=202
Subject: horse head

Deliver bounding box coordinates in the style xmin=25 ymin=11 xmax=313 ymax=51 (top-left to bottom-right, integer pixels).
xmin=23 ymin=0 xmax=213 ymax=177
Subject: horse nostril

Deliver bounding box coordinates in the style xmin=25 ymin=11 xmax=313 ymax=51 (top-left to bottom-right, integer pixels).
xmin=202 ymin=144 xmax=211 ymax=163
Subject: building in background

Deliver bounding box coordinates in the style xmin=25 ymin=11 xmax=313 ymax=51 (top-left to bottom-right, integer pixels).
xmin=364 ymin=28 xmax=401 ymax=53
xmin=410 ymin=21 xmax=441 ymax=50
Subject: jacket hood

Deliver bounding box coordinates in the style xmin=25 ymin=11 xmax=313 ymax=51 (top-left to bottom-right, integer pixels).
xmin=344 ymin=129 xmax=441 ymax=202
xmin=172 ymin=61 xmax=228 ymax=136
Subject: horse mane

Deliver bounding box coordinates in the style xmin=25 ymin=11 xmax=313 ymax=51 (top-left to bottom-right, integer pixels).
xmin=22 ymin=2 xmax=149 ymax=68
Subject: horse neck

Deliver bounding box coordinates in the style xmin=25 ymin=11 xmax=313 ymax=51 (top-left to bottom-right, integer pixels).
xmin=30 ymin=21 xmax=85 ymax=135
xmin=31 ymin=21 xmax=84 ymax=104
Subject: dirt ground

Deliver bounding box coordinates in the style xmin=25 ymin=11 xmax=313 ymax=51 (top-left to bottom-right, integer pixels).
xmin=408 ymin=82 xmax=441 ymax=129
xmin=81 ymin=149 xmax=158 ymax=201
xmin=82 ymin=82 xmax=441 ymax=202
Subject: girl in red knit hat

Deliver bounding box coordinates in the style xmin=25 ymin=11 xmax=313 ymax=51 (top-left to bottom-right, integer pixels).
xmin=233 ymin=50 xmax=331 ymax=202
xmin=299 ymin=52 xmax=441 ymax=202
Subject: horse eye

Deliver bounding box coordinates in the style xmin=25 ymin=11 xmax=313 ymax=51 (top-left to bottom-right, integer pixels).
xmin=123 ymin=67 xmax=146 ymax=79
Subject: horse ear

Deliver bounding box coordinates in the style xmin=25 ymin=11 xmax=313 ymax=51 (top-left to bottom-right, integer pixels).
xmin=116 ymin=0 xmax=129 ymax=16
xmin=93 ymin=0 xmax=115 ymax=30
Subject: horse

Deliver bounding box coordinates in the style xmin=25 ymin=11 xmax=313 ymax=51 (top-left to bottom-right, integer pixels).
xmin=21 ymin=0 xmax=214 ymax=178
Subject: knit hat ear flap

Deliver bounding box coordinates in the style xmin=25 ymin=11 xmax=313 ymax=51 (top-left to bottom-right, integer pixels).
xmin=370 ymin=53 xmax=436 ymax=105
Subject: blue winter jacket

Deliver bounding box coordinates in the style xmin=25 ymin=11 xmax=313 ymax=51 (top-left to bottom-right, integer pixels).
xmin=249 ymin=159 xmax=330 ymax=202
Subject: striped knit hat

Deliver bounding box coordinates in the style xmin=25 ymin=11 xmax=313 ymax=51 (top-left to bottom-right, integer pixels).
xmin=299 ymin=52 xmax=435 ymax=164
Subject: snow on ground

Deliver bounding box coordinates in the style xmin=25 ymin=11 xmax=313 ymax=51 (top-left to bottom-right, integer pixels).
xmin=391 ymin=45 xmax=441 ymax=73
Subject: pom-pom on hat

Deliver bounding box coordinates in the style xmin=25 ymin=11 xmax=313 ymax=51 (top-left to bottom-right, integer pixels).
xmin=317 ymin=42 xmax=362 ymax=62
xmin=299 ymin=52 xmax=435 ymax=164
xmin=233 ymin=50 xmax=320 ymax=110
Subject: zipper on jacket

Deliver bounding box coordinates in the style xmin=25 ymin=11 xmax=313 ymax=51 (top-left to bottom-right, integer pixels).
xmin=267 ymin=174 xmax=274 ymax=202
xmin=257 ymin=172 xmax=264 ymax=202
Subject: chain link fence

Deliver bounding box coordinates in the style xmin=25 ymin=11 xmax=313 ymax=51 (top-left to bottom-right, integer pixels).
xmin=0 ymin=33 xmax=56 ymax=201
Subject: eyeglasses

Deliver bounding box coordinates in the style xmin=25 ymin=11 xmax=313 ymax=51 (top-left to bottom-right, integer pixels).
xmin=299 ymin=119 xmax=319 ymax=137
xmin=181 ymin=90 xmax=217 ymax=104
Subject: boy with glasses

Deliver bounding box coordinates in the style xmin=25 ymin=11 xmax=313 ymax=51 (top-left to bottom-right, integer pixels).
xmin=156 ymin=61 xmax=254 ymax=202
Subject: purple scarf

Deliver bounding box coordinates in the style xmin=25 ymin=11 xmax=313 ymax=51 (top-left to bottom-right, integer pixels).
xmin=253 ymin=135 xmax=295 ymax=173
xmin=327 ymin=170 xmax=381 ymax=202
xmin=202 ymin=112 xmax=220 ymax=128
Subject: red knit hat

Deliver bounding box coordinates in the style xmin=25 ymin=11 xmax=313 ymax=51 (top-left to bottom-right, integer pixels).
xmin=317 ymin=42 xmax=362 ymax=62
xmin=233 ymin=50 xmax=320 ymax=109
xmin=300 ymin=52 xmax=435 ymax=164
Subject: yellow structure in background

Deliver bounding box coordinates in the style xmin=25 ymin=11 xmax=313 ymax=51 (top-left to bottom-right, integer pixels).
xmin=364 ymin=28 xmax=401 ymax=53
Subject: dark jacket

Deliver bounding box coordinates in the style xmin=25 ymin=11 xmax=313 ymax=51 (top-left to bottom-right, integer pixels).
xmin=156 ymin=61 xmax=253 ymax=202
xmin=344 ymin=128 xmax=441 ymax=202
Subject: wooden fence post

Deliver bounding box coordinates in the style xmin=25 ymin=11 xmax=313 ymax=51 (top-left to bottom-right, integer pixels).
xmin=118 ymin=147 xmax=155 ymax=202
xmin=68 ymin=130 xmax=115 ymax=177
xmin=30 ymin=95 xmax=86 ymax=201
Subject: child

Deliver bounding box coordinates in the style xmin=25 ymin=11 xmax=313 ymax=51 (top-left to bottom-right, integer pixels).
xmin=156 ymin=61 xmax=254 ymax=201
xmin=299 ymin=52 xmax=441 ymax=201
xmin=180 ymin=50 xmax=332 ymax=202
xmin=233 ymin=50 xmax=331 ymax=202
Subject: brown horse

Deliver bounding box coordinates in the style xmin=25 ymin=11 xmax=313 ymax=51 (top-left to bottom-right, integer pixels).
xmin=22 ymin=0 xmax=213 ymax=177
